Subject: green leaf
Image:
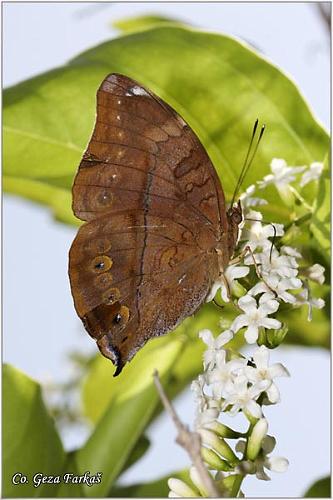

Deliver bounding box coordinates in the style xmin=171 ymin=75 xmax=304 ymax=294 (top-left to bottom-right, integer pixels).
xmin=304 ymin=476 xmax=331 ymax=497
xmin=3 ymin=176 xmax=79 ymax=225
xmin=73 ymin=335 xmax=185 ymax=497
xmin=81 ymin=302 xmax=239 ymax=424
xmin=4 ymin=25 xmax=329 ymax=229
xmin=121 ymin=435 xmax=150 ymax=474
xmin=310 ymin=165 xmax=330 ymax=263
xmin=112 ymin=14 xmax=185 ymax=34
xmin=110 ymin=469 xmax=190 ymax=497
xmin=3 ymin=364 xmax=66 ymax=498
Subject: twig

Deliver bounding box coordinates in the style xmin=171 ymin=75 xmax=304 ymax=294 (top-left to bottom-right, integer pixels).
xmin=153 ymin=370 xmax=222 ymax=498
xmin=316 ymin=3 xmax=331 ymax=34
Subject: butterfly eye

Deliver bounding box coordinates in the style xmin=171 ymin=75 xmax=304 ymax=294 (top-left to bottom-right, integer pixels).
xmin=95 ymin=273 xmax=113 ymax=290
xmin=114 ymin=313 xmax=122 ymax=324
xmin=103 ymin=287 xmax=121 ymax=305
xmin=113 ymin=306 xmax=130 ymax=326
xmin=86 ymin=238 xmax=111 ymax=255
xmin=91 ymin=255 xmax=113 ymax=273
xmin=97 ymin=190 xmax=113 ymax=208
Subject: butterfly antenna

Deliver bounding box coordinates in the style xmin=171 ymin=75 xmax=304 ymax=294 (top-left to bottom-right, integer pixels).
xmin=239 ymin=124 xmax=265 ymax=188
xmin=230 ymin=120 xmax=265 ymax=207
xmin=230 ymin=119 xmax=258 ymax=208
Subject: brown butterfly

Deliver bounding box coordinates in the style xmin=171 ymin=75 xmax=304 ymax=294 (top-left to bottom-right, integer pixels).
xmin=69 ymin=73 xmax=258 ymax=376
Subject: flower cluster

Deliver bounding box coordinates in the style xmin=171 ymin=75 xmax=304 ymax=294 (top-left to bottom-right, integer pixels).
xmin=168 ymin=158 xmax=326 ymax=497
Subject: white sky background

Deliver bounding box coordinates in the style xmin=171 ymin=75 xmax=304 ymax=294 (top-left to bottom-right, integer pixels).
xmin=3 ymin=2 xmax=330 ymax=498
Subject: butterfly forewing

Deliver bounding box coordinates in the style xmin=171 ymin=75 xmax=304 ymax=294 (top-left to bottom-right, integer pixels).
xmin=69 ymin=73 xmax=228 ymax=374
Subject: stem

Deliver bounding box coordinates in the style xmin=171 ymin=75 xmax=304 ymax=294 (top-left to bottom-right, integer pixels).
xmin=288 ymin=185 xmax=313 ymax=211
xmin=231 ymin=474 xmax=244 ymax=498
xmin=153 ymin=370 xmax=223 ymax=498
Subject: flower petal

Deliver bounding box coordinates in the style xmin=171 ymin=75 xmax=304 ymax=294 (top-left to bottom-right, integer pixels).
xmin=198 ymin=329 xmax=214 ymax=346
xmin=259 ymin=298 xmax=280 ymax=314
xmin=253 ymin=345 xmax=270 ymax=369
xmin=269 ymin=363 xmax=290 ymax=378
xmin=215 ymin=329 xmax=233 ymax=348
xmin=266 ymin=456 xmax=289 ymax=473
xmin=231 ymin=314 xmax=249 ymax=333
xmin=262 ymin=435 xmax=276 ymax=454
xmin=245 ymin=399 xmax=262 ymax=418
xmin=261 ymin=318 xmax=282 ymax=330
xmin=238 ymin=294 xmax=257 ymax=313
xmin=244 ymin=325 xmax=259 ymax=344
xmin=266 ymin=382 xmax=281 ymax=403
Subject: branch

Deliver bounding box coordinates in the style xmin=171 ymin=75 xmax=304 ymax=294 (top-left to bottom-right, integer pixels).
xmin=153 ymin=370 xmax=222 ymax=498
xmin=316 ymin=3 xmax=331 ymax=34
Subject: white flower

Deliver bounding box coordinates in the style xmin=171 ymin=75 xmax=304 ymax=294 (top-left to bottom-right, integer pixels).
xmin=306 ymin=263 xmax=325 ymax=285
xmin=246 ymin=247 xmax=299 ymax=280
xmin=206 ymin=265 xmax=249 ymax=303
xmin=240 ymin=184 xmax=268 ymax=209
xmin=191 ymin=375 xmax=207 ymax=412
xmin=198 ymin=329 xmax=233 ymax=370
xmin=259 ymin=435 xmax=289 ymax=478
xmin=236 ymin=434 xmax=289 ymax=481
xmin=195 ymin=405 xmax=220 ymax=430
xmin=208 ymin=356 xmax=247 ymax=399
xmin=258 ymin=158 xmax=306 ymax=198
xmin=249 ymin=275 xmax=302 ymax=304
xmin=295 ymin=285 xmax=325 ymax=320
xmin=281 ymin=246 xmax=302 ymax=258
xmin=222 ymin=375 xmax=269 ymax=418
xmin=300 ymin=162 xmax=324 ymax=187
xmin=241 ymin=211 xmax=284 ymax=252
xmin=244 ymin=346 xmax=290 ymax=403
xmin=231 ymin=294 xmax=281 ymax=344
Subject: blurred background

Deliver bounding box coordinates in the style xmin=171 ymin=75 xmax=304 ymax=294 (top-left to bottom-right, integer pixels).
xmin=3 ymin=2 xmax=330 ymax=497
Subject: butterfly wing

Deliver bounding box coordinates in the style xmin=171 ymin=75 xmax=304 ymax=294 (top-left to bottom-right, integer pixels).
xmin=69 ymin=210 xmax=218 ymax=374
xmin=69 ymin=73 xmax=227 ymax=374
xmin=72 ymin=73 xmax=227 ymax=235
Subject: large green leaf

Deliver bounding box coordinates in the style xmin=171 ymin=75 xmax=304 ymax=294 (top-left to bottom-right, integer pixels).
xmin=110 ymin=469 xmax=190 ymax=497
xmin=310 ymin=164 xmax=330 ymax=262
xmin=81 ymin=302 xmax=240 ymax=425
xmin=71 ymin=334 xmax=185 ymax=497
xmin=82 ymin=306 xmax=220 ymax=422
xmin=304 ymin=476 xmax=330 ymax=498
xmin=3 ymin=364 xmax=66 ymax=498
xmin=4 ymin=25 xmax=329 ymax=228
xmin=112 ymin=14 xmax=185 ymax=34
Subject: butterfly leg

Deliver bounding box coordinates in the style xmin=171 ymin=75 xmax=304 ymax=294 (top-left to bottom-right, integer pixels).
xmin=220 ymin=270 xmax=232 ymax=301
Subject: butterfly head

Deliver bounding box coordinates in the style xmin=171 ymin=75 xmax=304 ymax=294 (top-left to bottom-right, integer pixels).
xmin=226 ymin=200 xmax=243 ymax=258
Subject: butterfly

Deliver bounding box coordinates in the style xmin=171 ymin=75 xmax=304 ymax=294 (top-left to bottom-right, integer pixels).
xmin=69 ymin=73 xmax=261 ymax=376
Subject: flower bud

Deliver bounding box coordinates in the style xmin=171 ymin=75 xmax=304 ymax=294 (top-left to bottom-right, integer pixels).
xmin=201 ymin=447 xmax=233 ymax=471
xmin=246 ymin=418 xmax=268 ymax=461
xmin=198 ymin=428 xmax=238 ymax=463
xmin=257 ymin=327 xmax=267 ymax=347
xmin=266 ymin=324 xmax=288 ymax=349
xmin=204 ymin=420 xmax=245 ymax=439
xmin=167 ymin=478 xmax=197 ymax=497
xmin=189 ymin=466 xmax=208 ymax=497
xmin=233 ymin=281 xmax=247 ymax=298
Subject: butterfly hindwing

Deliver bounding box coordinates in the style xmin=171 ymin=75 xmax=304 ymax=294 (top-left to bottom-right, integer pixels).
xmin=69 ymin=210 xmax=218 ymax=373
